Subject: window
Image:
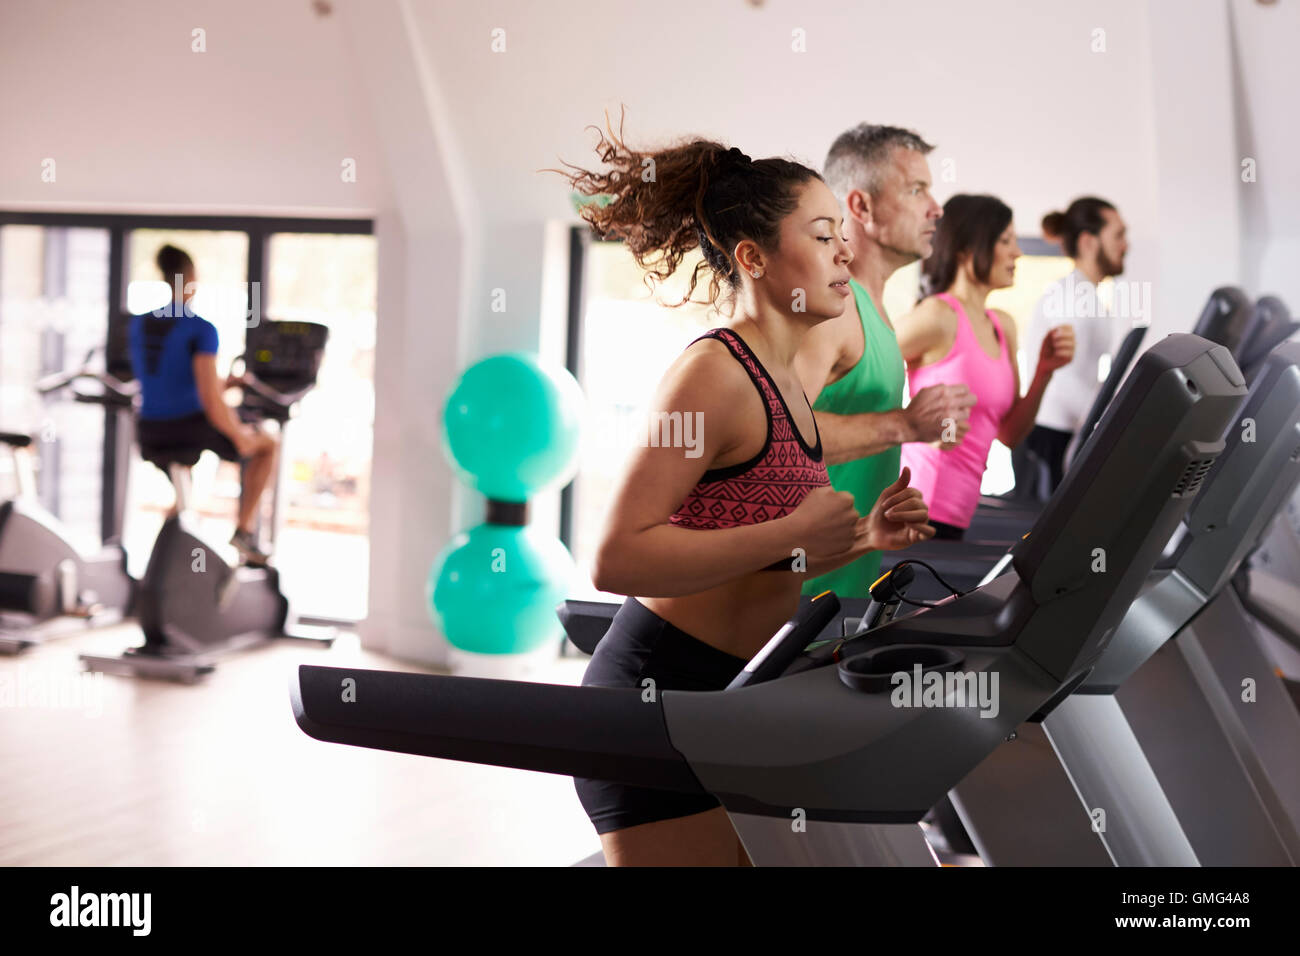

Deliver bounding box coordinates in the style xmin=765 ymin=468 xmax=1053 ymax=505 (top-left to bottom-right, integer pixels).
xmin=126 ymin=229 xmax=250 ymax=370
xmin=0 ymin=225 xmax=111 ymax=553
xmin=565 ymin=242 xmax=719 ymax=595
xmin=263 ymin=232 xmax=378 ymax=621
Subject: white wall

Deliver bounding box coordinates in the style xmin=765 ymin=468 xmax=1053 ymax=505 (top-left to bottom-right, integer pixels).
xmin=0 ymin=0 xmax=386 ymax=214
xmin=1144 ymin=0 xmax=1242 ymax=342
xmin=1229 ymin=0 xmax=1300 ymax=308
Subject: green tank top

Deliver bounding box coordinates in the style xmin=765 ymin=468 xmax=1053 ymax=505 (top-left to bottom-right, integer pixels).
xmin=801 ymin=279 xmax=906 ymax=599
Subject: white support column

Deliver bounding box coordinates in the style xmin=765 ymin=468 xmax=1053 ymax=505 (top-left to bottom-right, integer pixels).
xmin=338 ymin=0 xmax=476 ymax=666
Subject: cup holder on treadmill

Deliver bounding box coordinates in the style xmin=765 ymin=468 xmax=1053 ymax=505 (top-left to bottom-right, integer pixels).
xmin=837 ymin=644 xmax=967 ymax=693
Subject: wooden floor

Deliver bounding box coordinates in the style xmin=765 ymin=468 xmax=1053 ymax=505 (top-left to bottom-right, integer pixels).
xmin=0 ymin=624 xmax=600 ymax=866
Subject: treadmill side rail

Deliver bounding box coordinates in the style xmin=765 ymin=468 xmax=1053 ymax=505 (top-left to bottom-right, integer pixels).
xmin=291 ymin=664 xmax=706 ymax=793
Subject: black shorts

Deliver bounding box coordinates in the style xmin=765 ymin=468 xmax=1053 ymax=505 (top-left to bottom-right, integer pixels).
xmin=931 ymin=519 xmax=966 ymax=541
xmin=1023 ymin=425 xmax=1073 ymax=496
xmin=573 ymin=597 xmax=748 ymax=835
xmin=136 ymin=412 xmax=241 ymax=465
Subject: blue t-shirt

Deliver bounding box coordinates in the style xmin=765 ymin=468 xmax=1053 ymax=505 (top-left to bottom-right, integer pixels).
xmin=128 ymin=306 xmax=220 ymax=421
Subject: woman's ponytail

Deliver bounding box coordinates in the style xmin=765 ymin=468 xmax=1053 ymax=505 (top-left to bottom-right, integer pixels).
xmin=551 ymin=111 xmax=819 ymax=309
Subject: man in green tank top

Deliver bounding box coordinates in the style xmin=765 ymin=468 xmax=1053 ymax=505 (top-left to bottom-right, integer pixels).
xmin=795 ymin=126 xmax=977 ymax=598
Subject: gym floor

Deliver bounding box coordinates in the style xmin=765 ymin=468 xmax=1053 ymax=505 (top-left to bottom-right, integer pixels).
xmin=0 ymin=632 xmax=599 ymax=866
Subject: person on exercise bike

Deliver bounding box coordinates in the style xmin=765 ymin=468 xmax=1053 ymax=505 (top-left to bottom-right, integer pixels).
xmin=129 ymin=244 xmax=277 ymax=566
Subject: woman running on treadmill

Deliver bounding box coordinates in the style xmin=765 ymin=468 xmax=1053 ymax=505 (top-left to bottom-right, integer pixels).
xmin=895 ymin=195 xmax=1076 ymax=540
xmin=557 ymin=119 xmax=935 ymax=866
xmin=129 ymin=245 xmax=278 ymax=566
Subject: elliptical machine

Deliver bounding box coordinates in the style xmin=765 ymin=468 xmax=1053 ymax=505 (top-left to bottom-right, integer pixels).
xmin=0 ymin=351 xmax=137 ymax=653
xmin=80 ymin=320 xmax=336 ymax=682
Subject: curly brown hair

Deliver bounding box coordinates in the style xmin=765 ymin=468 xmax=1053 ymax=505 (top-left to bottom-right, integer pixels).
xmin=552 ymin=110 xmax=822 ymax=309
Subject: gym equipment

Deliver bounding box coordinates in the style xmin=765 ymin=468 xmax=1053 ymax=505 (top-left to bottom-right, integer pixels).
xmin=432 ymin=353 xmax=582 ymax=655
xmin=893 ymin=286 xmax=1278 ymax=601
xmin=1189 ymin=291 xmax=1300 ymax=668
xmin=948 ymin=340 xmax=1300 ymax=865
xmin=873 ymin=321 xmax=1150 ymax=602
xmin=80 ymin=320 xmax=336 ymax=682
xmin=1226 ymin=294 xmax=1300 ymax=675
xmin=1237 ymin=487 xmax=1300 ymax=669
xmin=0 ymin=353 xmax=137 ymax=653
xmin=1191 ymin=285 xmax=1254 ymax=355
xmin=1005 ymin=284 xmax=1246 ymax=508
xmin=1006 ymin=323 xmax=1150 ymax=508
xmin=429 ymin=522 xmax=577 ymax=655
xmin=290 ymin=334 xmax=1244 ymax=865
xmin=556 ymin=599 xmax=618 ymax=655
xmin=1236 ymin=295 xmax=1299 ymax=378
xmin=441 ymin=353 xmax=583 ymax=502
xmin=726 ymin=590 xmax=841 ymax=689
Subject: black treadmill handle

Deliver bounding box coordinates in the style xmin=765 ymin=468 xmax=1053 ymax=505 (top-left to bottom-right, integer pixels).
xmin=240 ymin=373 xmax=309 ymax=412
xmin=727 ymin=591 xmax=841 ymax=688
xmin=290 ymin=665 xmax=707 ymax=793
xmin=35 ymin=368 xmax=137 ymax=400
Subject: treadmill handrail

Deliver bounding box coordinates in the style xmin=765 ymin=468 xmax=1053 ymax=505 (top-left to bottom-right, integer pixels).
xmin=238 ymin=371 xmax=312 ymax=412
xmin=290 ymin=664 xmax=707 ymax=793
xmin=1073 ymin=323 xmax=1147 ymax=452
xmin=35 ymin=367 xmax=138 ymax=402
xmin=1241 ymin=321 xmax=1299 ymax=379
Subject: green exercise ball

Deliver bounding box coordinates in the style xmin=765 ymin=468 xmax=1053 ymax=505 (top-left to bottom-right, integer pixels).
xmin=428 ymin=523 xmax=577 ymax=655
xmin=442 ymin=353 xmax=584 ymax=503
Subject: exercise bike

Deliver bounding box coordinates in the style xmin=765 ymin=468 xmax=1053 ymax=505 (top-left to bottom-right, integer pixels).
xmin=80 ymin=320 xmax=337 ymax=682
xmin=0 ymin=351 xmax=137 ymax=653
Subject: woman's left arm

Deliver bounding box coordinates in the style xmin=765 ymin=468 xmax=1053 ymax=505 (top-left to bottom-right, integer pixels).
xmin=997 ymin=312 xmax=1075 ymax=448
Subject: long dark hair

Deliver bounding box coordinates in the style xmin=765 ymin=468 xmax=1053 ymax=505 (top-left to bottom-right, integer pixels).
xmin=156 ymin=244 xmax=194 ymax=280
xmin=553 ymin=111 xmax=822 ymax=308
xmin=920 ymin=194 xmax=1013 ymax=298
xmin=1042 ymin=196 xmax=1115 ymax=258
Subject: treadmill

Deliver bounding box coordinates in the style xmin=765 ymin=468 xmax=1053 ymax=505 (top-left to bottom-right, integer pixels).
xmin=989 ymin=285 xmax=1249 ymax=518
xmin=290 ymin=334 xmax=1245 ymax=865
xmin=981 ymin=284 xmax=1252 ymax=527
xmin=948 ymin=340 xmax=1300 ymax=866
xmin=907 ymin=322 xmax=1149 ymax=577
xmin=1241 ymin=486 xmax=1300 ymax=678
xmin=1229 ymin=295 xmax=1300 ymax=676
xmin=889 ymin=286 xmax=1267 ymax=601
xmin=1237 ymin=295 xmax=1300 ymax=382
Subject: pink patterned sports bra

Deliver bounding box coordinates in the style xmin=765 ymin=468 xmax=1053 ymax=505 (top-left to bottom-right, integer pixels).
xmin=668 ymin=329 xmax=829 ymax=538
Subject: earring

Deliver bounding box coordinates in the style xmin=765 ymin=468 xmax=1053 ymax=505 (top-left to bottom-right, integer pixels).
xmin=751 ymin=270 xmax=762 ymax=278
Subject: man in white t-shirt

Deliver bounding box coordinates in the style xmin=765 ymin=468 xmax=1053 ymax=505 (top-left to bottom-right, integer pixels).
xmin=1015 ymin=197 xmax=1129 ymax=498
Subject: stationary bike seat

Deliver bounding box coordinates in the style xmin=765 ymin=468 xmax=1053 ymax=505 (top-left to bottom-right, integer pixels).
xmin=142 ymin=446 xmax=204 ymax=473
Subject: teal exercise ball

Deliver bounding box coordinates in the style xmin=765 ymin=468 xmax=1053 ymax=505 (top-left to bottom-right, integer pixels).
xmin=428 ymin=523 xmax=577 ymax=655
xmin=442 ymin=353 xmax=584 ymax=503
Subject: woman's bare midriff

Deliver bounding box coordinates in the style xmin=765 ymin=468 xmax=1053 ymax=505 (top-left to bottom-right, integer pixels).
xmin=639 ymin=570 xmax=807 ymax=661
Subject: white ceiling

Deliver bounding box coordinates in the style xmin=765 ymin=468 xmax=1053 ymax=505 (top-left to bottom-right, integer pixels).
xmin=407 ymin=0 xmax=1162 ymax=234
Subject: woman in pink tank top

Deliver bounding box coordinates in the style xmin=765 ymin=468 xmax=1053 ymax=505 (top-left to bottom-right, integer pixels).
xmin=896 ymin=195 xmax=1076 ymax=538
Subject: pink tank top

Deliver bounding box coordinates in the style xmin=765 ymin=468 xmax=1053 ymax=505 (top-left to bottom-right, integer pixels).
xmin=900 ymin=293 xmax=1017 ymax=528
